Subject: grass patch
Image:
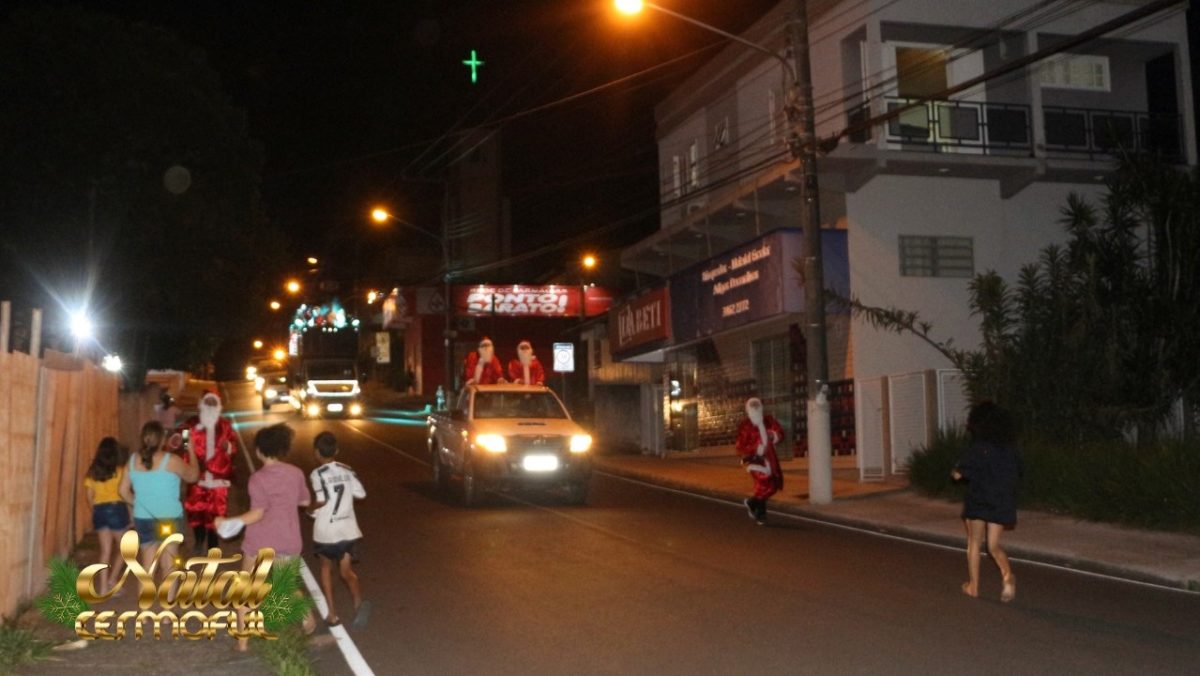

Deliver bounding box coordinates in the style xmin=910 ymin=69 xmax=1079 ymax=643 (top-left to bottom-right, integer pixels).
xmin=0 ymin=623 xmax=54 ymax=676
xmin=908 ymin=433 xmax=1200 ymax=533
xmin=254 ymin=626 xmax=317 ymax=676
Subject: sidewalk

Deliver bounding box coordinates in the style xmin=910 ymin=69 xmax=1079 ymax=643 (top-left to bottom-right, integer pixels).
xmin=593 ymin=451 xmax=1200 ymax=592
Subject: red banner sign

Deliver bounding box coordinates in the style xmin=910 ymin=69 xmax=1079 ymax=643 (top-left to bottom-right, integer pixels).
xmin=608 ymin=287 xmax=670 ymax=354
xmin=454 ymin=285 xmax=613 ymax=318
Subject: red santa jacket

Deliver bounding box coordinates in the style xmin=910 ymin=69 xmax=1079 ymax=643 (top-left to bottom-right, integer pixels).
xmin=507 ymin=357 xmax=546 ymax=385
xmin=178 ymin=415 xmax=239 ymax=485
xmin=736 ymin=415 xmax=784 ymax=488
xmin=464 ymin=352 xmax=505 ymax=384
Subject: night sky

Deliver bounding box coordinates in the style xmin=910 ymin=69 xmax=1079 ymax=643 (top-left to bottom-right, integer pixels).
xmin=5 ymin=0 xmax=780 ymax=282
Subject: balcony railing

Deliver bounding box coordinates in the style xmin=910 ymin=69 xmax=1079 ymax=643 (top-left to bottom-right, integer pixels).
xmin=1042 ymin=106 xmax=1182 ymax=161
xmin=846 ymin=98 xmax=1183 ymax=161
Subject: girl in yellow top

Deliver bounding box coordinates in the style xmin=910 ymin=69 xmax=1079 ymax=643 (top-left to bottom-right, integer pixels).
xmin=83 ymin=437 xmax=131 ymax=595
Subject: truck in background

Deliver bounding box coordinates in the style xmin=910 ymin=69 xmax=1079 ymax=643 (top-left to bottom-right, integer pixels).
xmin=286 ymin=300 xmax=364 ymax=418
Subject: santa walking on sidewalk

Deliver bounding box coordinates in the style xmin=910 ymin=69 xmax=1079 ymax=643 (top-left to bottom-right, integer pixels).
xmin=179 ymin=390 xmax=239 ymax=553
xmin=736 ymin=397 xmax=784 ymax=525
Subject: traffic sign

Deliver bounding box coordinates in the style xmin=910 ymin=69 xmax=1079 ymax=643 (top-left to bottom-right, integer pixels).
xmin=552 ymin=343 xmax=574 ymax=373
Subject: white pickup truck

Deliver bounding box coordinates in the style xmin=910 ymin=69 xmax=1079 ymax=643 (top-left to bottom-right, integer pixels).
xmin=426 ymin=384 xmax=594 ymax=506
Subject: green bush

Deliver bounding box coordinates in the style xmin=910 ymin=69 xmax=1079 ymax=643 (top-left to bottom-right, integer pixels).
xmin=908 ymin=433 xmax=1200 ymax=533
xmin=0 ymin=624 xmax=52 ymax=675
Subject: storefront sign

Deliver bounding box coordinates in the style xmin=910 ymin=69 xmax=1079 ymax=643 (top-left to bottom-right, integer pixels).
xmin=608 ymin=287 xmax=670 ymax=355
xmin=455 ymin=285 xmax=613 ymax=318
xmin=670 ymin=229 xmax=848 ymax=341
xmin=374 ymin=332 xmax=391 ymax=364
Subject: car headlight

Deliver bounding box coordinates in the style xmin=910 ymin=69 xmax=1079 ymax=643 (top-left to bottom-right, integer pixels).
xmin=349 ymin=403 xmax=363 ymax=416
xmin=265 ymin=388 xmax=277 ymax=399
xmin=306 ymin=403 xmax=321 ymax=417
xmin=569 ymin=434 xmax=593 ymax=453
xmin=475 ymin=434 xmax=507 ymax=453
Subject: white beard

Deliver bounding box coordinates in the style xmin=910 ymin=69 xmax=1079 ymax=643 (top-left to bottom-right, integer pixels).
xmin=199 ymin=404 xmax=220 ymax=459
xmin=518 ymin=351 xmax=532 ymax=366
xmin=747 ymin=408 xmax=763 ymax=427
xmin=746 ymin=403 xmax=766 ymax=455
xmin=478 ymin=346 xmax=493 ymax=363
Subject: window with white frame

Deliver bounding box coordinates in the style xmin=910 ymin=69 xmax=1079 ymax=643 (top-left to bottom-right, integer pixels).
xmin=1039 ymin=54 xmax=1110 ymax=92
xmin=688 ymin=140 xmax=700 ymax=189
xmin=714 ymin=117 xmax=730 ymax=149
xmin=899 ymin=236 xmax=974 ymax=277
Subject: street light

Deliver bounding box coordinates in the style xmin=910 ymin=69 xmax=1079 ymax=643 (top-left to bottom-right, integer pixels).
xmin=272 ymin=348 xmax=286 ymax=362
xmin=253 ymin=339 xmax=264 ymax=350
xmin=369 ymin=207 xmax=454 ymax=396
xmin=306 ymin=257 xmax=319 ymax=266
xmin=582 ymin=254 xmax=597 ymax=270
xmin=615 ymin=0 xmax=833 ymax=503
xmin=269 ymin=300 xmax=282 ymax=311
xmin=285 ymin=280 xmax=302 ymax=295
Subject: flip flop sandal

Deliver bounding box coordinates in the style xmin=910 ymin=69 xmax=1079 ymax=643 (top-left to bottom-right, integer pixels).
xmin=352 ymin=601 xmax=372 ymax=629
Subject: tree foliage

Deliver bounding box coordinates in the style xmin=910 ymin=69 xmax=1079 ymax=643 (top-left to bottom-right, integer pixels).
xmin=0 ymin=6 xmax=287 ymax=372
xmin=840 ymin=157 xmax=1200 ymax=443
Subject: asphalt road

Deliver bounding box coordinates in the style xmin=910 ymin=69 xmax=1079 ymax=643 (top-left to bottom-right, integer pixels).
xmin=222 ymin=381 xmax=1200 ymax=676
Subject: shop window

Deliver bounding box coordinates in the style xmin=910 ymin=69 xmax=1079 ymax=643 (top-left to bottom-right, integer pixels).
xmin=899 ymin=235 xmax=974 ymax=278
xmin=752 ymin=335 xmax=793 ymax=438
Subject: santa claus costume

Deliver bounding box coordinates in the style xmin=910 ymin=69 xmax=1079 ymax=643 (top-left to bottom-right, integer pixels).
xmin=736 ymin=397 xmax=784 ymax=525
xmin=179 ymin=391 xmax=239 ymax=552
xmin=463 ymin=337 xmax=505 ymax=385
xmin=506 ymin=340 xmax=545 ymax=385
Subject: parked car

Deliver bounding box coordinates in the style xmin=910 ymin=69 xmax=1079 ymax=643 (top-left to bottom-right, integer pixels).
xmin=426 ymin=384 xmax=593 ymax=506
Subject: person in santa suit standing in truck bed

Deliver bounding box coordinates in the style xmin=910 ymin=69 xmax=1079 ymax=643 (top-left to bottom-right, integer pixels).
xmin=507 ymin=340 xmax=545 ymax=385
xmin=463 ymin=336 xmax=505 ymax=385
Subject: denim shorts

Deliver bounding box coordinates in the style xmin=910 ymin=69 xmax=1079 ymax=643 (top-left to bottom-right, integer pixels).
xmin=134 ymin=517 xmax=185 ymax=545
xmin=92 ymin=502 xmax=131 ymax=531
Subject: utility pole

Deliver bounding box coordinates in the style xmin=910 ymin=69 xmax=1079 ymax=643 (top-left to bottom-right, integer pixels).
xmin=787 ymin=0 xmax=833 ymax=504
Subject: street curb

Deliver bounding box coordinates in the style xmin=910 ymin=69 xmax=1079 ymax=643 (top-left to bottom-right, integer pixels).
xmin=593 ymin=459 xmax=1198 ymax=593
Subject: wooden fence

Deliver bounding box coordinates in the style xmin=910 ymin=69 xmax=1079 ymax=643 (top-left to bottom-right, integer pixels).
xmin=0 ymin=350 xmax=118 ymax=618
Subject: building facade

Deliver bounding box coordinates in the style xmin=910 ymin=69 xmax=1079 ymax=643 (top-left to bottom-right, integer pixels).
xmin=609 ymin=0 xmax=1195 ymax=466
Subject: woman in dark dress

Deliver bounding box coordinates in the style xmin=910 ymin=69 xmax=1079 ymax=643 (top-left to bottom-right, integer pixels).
xmin=951 ymin=402 xmax=1021 ymax=602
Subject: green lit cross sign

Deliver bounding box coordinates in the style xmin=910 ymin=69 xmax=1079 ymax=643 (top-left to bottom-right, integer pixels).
xmin=462 ymin=50 xmax=484 ymax=83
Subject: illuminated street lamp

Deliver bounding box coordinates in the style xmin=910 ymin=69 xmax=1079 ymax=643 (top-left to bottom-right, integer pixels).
xmin=614 ymin=0 xmax=833 ymax=504
xmin=101 ymin=354 xmax=122 ymax=373
xmin=269 ymin=300 xmax=282 ymax=311
xmin=285 ymin=280 xmax=302 ymax=295
xmin=369 ymin=207 xmax=454 ymax=394
xmin=582 ymin=254 xmax=597 ymax=270
xmin=253 ymin=339 xmax=264 ymax=350
xmin=306 ymin=257 xmax=319 ymax=266
xmin=272 ymin=348 xmax=286 ymax=362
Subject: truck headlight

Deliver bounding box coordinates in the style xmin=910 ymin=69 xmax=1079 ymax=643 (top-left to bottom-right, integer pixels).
xmin=569 ymin=434 xmax=593 ymax=453
xmin=306 ymin=403 xmax=321 ymax=417
xmin=265 ymin=388 xmax=278 ymax=399
xmin=349 ymin=403 xmax=363 ymax=416
xmin=475 ymin=434 xmax=507 ymax=453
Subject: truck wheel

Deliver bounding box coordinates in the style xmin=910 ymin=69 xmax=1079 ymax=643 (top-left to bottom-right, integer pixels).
xmin=565 ymin=480 xmax=589 ymax=506
xmin=431 ymin=447 xmax=450 ymax=492
xmin=461 ymin=460 xmax=484 ymax=508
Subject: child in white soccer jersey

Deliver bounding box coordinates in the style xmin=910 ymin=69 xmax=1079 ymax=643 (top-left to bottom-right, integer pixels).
xmin=307 ymin=431 xmax=369 ymax=628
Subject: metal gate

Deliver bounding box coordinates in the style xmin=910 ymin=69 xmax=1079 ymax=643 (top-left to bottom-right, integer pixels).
xmin=888 ymin=372 xmax=928 ymax=474
xmin=856 ymin=377 xmax=886 ymax=481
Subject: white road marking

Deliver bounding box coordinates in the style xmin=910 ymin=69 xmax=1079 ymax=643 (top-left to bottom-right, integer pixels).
xmin=298 ymin=560 xmax=376 ymax=676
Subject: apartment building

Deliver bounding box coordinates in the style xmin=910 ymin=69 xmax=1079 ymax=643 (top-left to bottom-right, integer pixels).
xmin=603 ymin=0 xmax=1195 ymax=467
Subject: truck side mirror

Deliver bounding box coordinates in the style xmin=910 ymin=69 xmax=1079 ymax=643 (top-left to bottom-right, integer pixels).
xmin=449 ymin=409 xmax=466 ymax=422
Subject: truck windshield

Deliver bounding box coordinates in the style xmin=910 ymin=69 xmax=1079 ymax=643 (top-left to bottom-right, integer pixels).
xmin=307 ymin=362 xmax=356 ymax=380
xmin=473 ymin=392 xmax=568 ymax=419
